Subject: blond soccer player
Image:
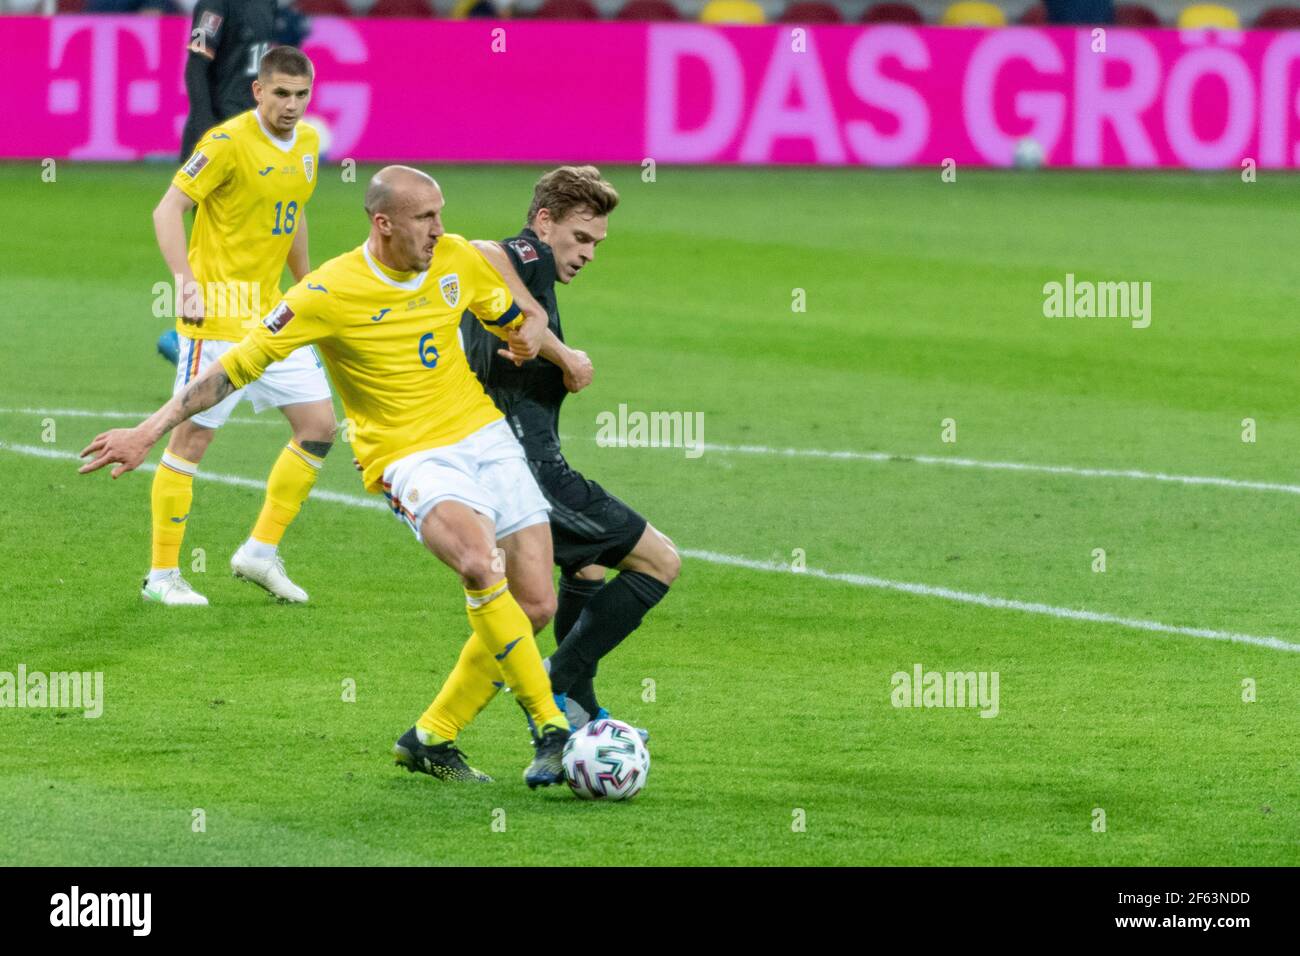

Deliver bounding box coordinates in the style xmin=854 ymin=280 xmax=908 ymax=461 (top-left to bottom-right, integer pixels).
xmin=147 ymin=45 xmax=335 ymax=607
xmin=82 ymin=167 xmax=575 ymax=788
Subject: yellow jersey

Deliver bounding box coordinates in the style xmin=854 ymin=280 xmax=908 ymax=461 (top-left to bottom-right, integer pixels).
xmin=171 ymin=110 xmax=320 ymax=342
xmin=220 ymin=235 xmax=523 ymax=493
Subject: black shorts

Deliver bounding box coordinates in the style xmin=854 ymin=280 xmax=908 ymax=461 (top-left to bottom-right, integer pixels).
xmin=529 ymin=458 xmax=648 ymax=577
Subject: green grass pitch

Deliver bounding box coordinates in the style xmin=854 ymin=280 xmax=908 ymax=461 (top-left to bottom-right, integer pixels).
xmin=0 ymin=161 xmax=1297 ymax=865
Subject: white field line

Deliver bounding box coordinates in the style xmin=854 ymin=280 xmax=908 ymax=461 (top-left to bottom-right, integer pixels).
xmin=679 ymin=441 xmax=1300 ymax=497
xmin=0 ymin=406 xmax=280 ymax=427
xmin=2 ymin=439 xmax=1297 ymax=654
xmin=6 ymin=405 xmax=1298 ymax=496
xmin=0 ymin=441 xmax=385 ymax=511
xmin=683 ymin=549 xmax=1300 ymax=654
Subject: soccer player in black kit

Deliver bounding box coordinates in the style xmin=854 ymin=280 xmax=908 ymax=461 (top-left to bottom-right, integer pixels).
xmin=461 ymin=166 xmax=682 ymax=737
xmin=180 ymin=0 xmax=279 ymax=161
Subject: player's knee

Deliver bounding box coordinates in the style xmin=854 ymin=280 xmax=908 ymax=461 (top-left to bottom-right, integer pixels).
xmin=456 ymin=551 xmax=501 ymax=590
xmin=641 ymin=531 xmax=680 ymax=586
xmin=170 ymin=422 xmax=214 ymax=462
xmin=517 ymin=591 xmax=557 ymax=634
xmin=289 ymin=405 xmax=337 ymax=450
xmin=655 ymin=541 xmax=682 ymax=586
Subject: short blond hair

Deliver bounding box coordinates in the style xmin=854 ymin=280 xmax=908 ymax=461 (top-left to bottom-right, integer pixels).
xmin=527 ymin=166 xmax=619 ymax=226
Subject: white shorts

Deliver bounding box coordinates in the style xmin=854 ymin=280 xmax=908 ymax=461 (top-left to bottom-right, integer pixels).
xmin=382 ymin=419 xmax=551 ymax=543
xmin=173 ymin=333 xmax=331 ymax=430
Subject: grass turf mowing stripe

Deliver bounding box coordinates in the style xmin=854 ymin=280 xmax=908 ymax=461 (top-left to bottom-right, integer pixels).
xmin=5 ymin=438 xmax=1297 ymax=655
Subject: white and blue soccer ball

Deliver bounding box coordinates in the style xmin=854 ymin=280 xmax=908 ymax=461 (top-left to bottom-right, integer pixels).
xmin=1013 ymin=136 xmax=1045 ymax=170
xmin=562 ymin=718 xmax=650 ymax=801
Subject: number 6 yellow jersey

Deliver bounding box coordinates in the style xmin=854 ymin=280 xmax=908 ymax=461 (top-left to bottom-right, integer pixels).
xmin=172 ymin=109 xmax=320 ymax=342
xmin=220 ymin=234 xmax=523 ymax=493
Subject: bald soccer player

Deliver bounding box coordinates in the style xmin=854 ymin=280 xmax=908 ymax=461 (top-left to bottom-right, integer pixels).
xmin=82 ymin=167 xmax=575 ymax=789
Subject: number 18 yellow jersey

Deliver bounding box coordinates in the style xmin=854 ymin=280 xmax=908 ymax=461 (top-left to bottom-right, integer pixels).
xmin=172 ymin=110 xmax=320 ymax=342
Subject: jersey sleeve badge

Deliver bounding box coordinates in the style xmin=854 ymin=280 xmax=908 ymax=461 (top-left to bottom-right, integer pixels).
xmin=507 ymin=239 xmax=539 ymax=264
xmin=181 ymin=151 xmax=210 ymax=178
xmin=188 ymin=11 xmax=223 ymax=57
xmin=263 ymin=302 xmax=295 ymax=334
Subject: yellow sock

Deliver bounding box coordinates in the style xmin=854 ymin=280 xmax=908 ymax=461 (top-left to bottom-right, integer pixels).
xmin=465 ymin=581 xmax=564 ymax=730
xmin=417 ymin=632 xmax=504 ymax=742
xmin=250 ymin=441 xmax=323 ymax=547
xmin=150 ymin=450 xmax=196 ymax=570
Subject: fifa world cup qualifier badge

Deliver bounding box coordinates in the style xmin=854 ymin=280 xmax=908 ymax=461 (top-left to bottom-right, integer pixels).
xmin=198 ymin=11 xmax=222 ymax=37
xmin=182 ymin=151 xmax=210 ymax=179
xmin=263 ymin=302 xmax=295 ymax=334
xmin=508 ymin=239 xmax=538 ymax=263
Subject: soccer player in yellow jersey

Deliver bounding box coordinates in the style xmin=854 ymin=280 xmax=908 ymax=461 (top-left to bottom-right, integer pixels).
xmin=81 ymin=166 xmax=574 ymax=788
xmin=146 ymin=46 xmax=335 ymax=607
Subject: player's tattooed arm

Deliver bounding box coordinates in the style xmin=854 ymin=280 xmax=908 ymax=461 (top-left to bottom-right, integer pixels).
xmin=173 ymin=364 xmax=236 ymax=425
xmin=78 ymin=364 xmax=234 ymax=478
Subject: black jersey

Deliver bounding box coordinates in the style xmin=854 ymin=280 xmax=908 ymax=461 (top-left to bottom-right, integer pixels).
xmin=461 ymin=229 xmax=568 ymax=462
xmin=180 ymin=0 xmax=277 ymax=160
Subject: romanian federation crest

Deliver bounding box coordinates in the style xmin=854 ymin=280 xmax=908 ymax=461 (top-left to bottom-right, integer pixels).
xmin=302 ymin=154 xmax=314 ymax=182
xmin=439 ymin=274 xmax=460 ymax=308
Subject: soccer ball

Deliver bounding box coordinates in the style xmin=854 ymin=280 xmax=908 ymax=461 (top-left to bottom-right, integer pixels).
xmin=562 ymin=719 xmax=650 ymax=801
xmin=1013 ymin=136 xmax=1045 ymax=170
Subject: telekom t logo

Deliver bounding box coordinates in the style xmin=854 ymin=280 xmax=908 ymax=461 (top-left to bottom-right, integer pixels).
xmin=48 ymin=17 xmax=161 ymax=160
xmin=41 ymin=16 xmax=371 ymax=161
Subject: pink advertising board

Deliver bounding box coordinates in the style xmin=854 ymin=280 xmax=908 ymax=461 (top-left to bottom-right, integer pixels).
xmin=3 ymin=15 xmax=1300 ymax=168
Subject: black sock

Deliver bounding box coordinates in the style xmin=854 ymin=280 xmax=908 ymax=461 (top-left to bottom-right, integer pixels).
xmin=554 ymin=576 xmax=605 ymax=716
xmin=547 ymin=571 xmax=671 ymax=700
xmin=567 ymin=666 xmax=600 ymax=721
xmin=554 ymin=574 xmax=603 ymax=644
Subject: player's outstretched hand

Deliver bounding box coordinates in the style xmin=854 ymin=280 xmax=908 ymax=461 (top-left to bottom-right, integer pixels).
xmin=78 ymin=427 xmax=153 ymax=478
xmin=562 ymin=349 xmax=594 ymax=393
